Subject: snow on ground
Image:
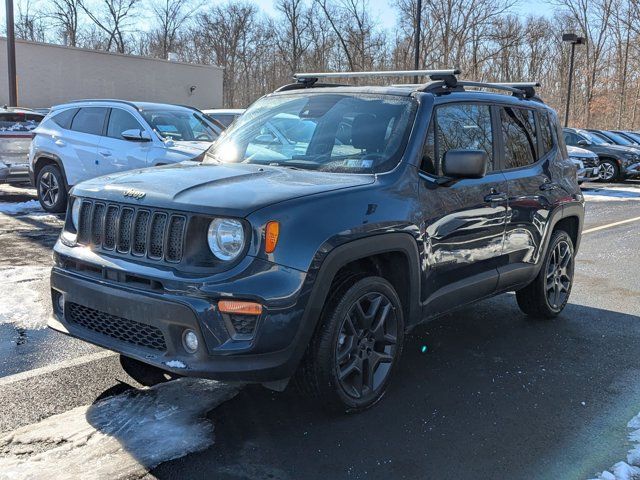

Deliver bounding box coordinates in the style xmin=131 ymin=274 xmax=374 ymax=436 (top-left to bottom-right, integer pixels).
xmin=0 ymin=200 xmax=42 ymax=215
xmin=590 ymin=412 xmax=640 ymax=480
xmin=583 ymin=186 xmax=640 ymax=202
xmin=0 ymin=378 xmax=240 ymax=480
xmin=0 ymin=266 xmax=51 ymax=329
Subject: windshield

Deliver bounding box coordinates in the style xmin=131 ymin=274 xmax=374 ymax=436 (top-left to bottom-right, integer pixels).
xmin=577 ymin=130 xmax=608 ymax=145
xmin=623 ymin=131 xmax=640 ymax=143
xmin=602 ymin=131 xmax=633 ymax=145
xmin=141 ymin=109 xmax=220 ymax=142
xmin=203 ymin=93 xmax=417 ymax=173
xmin=0 ymin=112 xmax=43 ymax=133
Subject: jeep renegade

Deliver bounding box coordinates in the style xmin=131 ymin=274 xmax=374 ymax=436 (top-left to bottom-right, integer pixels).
xmin=48 ymin=70 xmax=584 ymax=412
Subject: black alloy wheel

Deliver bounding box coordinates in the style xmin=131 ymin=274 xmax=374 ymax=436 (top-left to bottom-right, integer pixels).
xmin=516 ymin=229 xmax=575 ymax=318
xmin=335 ymin=291 xmax=399 ymax=400
xmin=295 ymin=276 xmax=405 ymax=412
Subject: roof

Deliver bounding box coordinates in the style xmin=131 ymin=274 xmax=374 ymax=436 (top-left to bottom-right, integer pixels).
xmin=0 ymin=106 xmax=45 ymax=116
xmin=203 ymin=109 xmax=245 ymax=115
xmin=51 ymin=99 xmax=202 ymax=113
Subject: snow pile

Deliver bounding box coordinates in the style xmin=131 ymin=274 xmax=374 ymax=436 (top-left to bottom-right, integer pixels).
xmin=0 ymin=378 xmax=240 ymax=480
xmin=590 ymin=412 xmax=640 ymax=479
xmin=0 ymin=200 xmax=42 ymax=215
xmin=583 ymin=187 xmax=640 ymax=202
xmin=0 ymin=266 xmax=51 ymax=329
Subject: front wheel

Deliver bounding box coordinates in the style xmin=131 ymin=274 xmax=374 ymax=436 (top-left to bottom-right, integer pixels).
xmin=516 ymin=230 xmax=575 ymax=318
xmin=598 ymin=159 xmax=620 ymax=182
xmin=36 ymin=164 xmax=67 ymax=213
xmin=295 ymin=276 xmax=405 ymax=413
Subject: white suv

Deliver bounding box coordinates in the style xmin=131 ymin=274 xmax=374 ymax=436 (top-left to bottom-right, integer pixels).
xmin=29 ymin=100 xmax=223 ymax=212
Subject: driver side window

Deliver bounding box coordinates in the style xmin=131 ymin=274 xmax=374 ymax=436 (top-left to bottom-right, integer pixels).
xmin=421 ymin=103 xmax=494 ymax=176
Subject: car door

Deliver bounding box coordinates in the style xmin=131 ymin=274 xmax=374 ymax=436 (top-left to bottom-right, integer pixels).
xmin=97 ymin=108 xmax=151 ymax=174
xmin=418 ymin=102 xmax=508 ymax=317
xmin=498 ymin=107 xmax=567 ymax=290
xmin=65 ymin=107 xmax=108 ymax=184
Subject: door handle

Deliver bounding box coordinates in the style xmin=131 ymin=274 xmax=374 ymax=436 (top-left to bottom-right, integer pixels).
xmin=54 ymin=139 xmax=65 ymax=146
xmin=98 ymin=150 xmax=112 ymax=157
xmin=484 ymin=191 xmax=507 ymax=205
xmin=540 ymin=181 xmax=560 ymax=191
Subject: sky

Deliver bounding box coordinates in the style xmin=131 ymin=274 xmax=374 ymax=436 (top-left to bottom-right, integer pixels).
xmin=0 ymin=0 xmax=556 ymax=38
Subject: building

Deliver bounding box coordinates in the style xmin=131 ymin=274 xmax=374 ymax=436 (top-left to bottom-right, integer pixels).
xmin=0 ymin=38 xmax=223 ymax=109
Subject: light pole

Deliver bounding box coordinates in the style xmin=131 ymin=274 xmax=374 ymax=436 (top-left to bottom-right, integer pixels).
xmin=413 ymin=0 xmax=422 ymax=84
xmin=562 ymin=33 xmax=586 ymax=127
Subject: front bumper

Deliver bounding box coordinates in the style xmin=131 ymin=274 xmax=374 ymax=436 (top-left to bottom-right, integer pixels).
xmin=49 ymin=249 xmax=312 ymax=382
xmin=624 ymin=162 xmax=640 ymax=178
xmin=577 ymin=166 xmax=599 ymax=182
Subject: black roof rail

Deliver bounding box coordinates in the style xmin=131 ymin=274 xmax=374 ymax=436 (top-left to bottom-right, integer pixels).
xmin=420 ymin=80 xmax=543 ymax=102
xmin=276 ymin=69 xmax=461 ymax=91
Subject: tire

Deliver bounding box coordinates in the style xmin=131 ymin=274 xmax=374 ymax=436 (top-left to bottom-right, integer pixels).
xmin=36 ymin=164 xmax=67 ymax=213
xmin=598 ymin=159 xmax=620 ymax=182
xmin=516 ymin=230 xmax=575 ymax=319
xmin=119 ymin=355 xmax=180 ymax=386
xmin=294 ymin=276 xmax=405 ymax=413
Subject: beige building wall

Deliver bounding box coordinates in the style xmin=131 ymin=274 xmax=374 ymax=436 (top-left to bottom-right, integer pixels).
xmin=0 ymin=38 xmax=223 ymax=109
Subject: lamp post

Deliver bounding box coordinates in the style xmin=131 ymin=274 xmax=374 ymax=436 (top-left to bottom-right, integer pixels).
xmin=413 ymin=0 xmax=422 ymax=84
xmin=562 ymin=33 xmax=586 ymax=127
xmin=5 ymin=0 xmax=17 ymax=106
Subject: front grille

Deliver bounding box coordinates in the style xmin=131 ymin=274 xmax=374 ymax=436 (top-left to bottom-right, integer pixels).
xmin=76 ymin=200 xmax=186 ymax=263
xmin=67 ymin=302 xmax=166 ymax=351
xmin=583 ymin=157 xmax=599 ymax=168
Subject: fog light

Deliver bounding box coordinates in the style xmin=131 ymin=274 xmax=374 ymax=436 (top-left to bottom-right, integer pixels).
xmin=57 ymin=294 xmax=65 ymax=313
xmin=183 ymin=330 xmax=199 ymax=353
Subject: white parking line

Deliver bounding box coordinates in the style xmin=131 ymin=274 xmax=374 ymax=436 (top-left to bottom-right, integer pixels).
xmin=0 ymin=350 xmax=117 ymax=387
xmin=583 ymin=216 xmax=640 ymax=234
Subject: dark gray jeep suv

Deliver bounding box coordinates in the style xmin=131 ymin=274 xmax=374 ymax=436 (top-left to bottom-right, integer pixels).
xmin=48 ymin=70 xmax=584 ymax=412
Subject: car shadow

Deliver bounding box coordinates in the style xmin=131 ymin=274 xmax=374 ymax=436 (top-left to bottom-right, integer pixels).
xmin=138 ymin=296 xmax=640 ymax=480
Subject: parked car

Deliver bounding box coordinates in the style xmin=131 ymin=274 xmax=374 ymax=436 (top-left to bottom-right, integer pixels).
xmin=49 ymin=71 xmax=584 ymax=412
xmin=563 ymin=127 xmax=640 ymax=181
xmin=612 ymin=130 xmax=640 ymax=144
xmin=0 ymin=107 xmax=45 ymax=184
xmin=202 ymin=108 xmax=244 ymax=128
xmin=29 ymin=100 xmax=223 ymax=212
xmin=567 ymin=145 xmax=600 ymax=184
xmin=587 ymin=129 xmax=640 ymax=152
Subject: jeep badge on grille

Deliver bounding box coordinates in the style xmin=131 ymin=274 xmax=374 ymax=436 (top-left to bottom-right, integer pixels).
xmin=123 ymin=189 xmax=146 ymax=200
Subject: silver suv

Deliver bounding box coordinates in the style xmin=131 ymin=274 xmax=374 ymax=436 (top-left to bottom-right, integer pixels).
xmin=29 ymin=100 xmax=223 ymax=212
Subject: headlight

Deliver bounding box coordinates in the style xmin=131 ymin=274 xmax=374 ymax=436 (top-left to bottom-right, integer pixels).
xmin=207 ymin=218 xmax=245 ymax=260
xmin=71 ymin=198 xmax=82 ymax=231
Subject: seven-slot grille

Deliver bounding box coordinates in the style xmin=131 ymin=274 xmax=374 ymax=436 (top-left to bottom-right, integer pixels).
xmin=582 ymin=157 xmax=599 ymax=168
xmin=76 ymin=200 xmax=186 ymax=263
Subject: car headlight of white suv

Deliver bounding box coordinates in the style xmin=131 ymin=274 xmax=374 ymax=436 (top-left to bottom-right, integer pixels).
xmin=207 ymin=218 xmax=245 ymax=261
xmin=71 ymin=198 xmax=82 ymax=231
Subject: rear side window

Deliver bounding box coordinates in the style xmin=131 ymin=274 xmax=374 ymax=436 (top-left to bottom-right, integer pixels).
xmin=0 ymin=112 xmax=43 ymax=133
xmin=500 ymin=107 xmax=537 ymax=169
xmin=107 ymin=109 xmax=144 ymax=139
xmin=539 ymin=112 xmax=555 ymax=155
xmin=71 ymin=107 xmax=108 ymax=136
xmin=422 ymin=103 xmax=494 ymax=175
xmin=51 ymin=108 xmax=79 ymax=129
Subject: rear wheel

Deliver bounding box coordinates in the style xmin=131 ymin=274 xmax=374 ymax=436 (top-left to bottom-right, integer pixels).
xmin=598 ymin=159 xmax=620 ymax=182
xmin=516 ymin=230 xmax=575 ymax=318
xmin=295 ymin=276 xmax=404 ymax=413
xmin=36 ymin=164 xmax=67 ymax=213
xmin=119 ymin=355 xmax=181 ymax=386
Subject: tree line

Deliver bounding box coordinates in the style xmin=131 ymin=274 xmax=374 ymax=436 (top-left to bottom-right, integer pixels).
xmin=10 ymin=0 xmax=640 ymax=130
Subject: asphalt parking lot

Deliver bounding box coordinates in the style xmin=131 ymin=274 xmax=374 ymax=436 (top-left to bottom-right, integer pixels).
xmin=1 ymin=181 xmax=640 ymax=479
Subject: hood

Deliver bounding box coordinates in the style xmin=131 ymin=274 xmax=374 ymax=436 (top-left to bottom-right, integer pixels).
xmin=566 ymin=145 xmax=597 ymax=157
xmin=71 ymin=162 xmax=375 ymax=217
xmin=165 ymin=140 xmax=212 ymax=157
xmin=591 ymin=143 xmax=640 ymax=156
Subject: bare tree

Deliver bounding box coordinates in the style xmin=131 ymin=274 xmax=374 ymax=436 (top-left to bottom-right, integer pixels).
xmin=48 ymin=0 xmax=81 ymax=46
xmin=79 ymin=0 xmax=139 ymax=53
xmin=15 ymin=0 xmax=47 ymax=42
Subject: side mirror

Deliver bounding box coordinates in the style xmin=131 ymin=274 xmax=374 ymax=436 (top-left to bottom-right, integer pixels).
xmin=121 ymin=129 xmax=151 ymax=142
xmin=577 ymin=139 xmax=589 ymax=147
xmin=442 ymin=150 xmax=488 ymax=179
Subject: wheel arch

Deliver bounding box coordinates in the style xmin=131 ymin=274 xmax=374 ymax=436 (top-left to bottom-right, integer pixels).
xmin=33 ymin=153 xmax=70 ymax=191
